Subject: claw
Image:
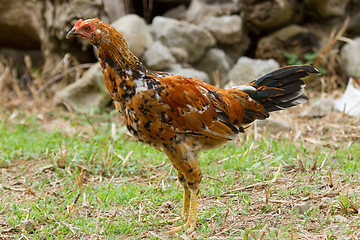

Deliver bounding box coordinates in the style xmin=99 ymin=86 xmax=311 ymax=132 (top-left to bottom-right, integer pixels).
xmin=160 ymin=217 xmax=183 ymax=225
xmin=166 ymin=221 xmax=196 ymax=234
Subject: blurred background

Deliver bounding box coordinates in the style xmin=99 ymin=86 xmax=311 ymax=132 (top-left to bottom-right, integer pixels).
xmin=1 ymin=0 xmax=360 ymax=113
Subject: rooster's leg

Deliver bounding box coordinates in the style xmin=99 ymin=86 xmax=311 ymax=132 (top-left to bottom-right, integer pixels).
xmin=168 ymin=185 xmax=200 ymax=234
xmin=164 ymin=142 xmax=202 ymax=234
xmin=164 ymin=172 xmax=190 ymax=224
xmin=179 ymin=172 xmax=191 ymax=222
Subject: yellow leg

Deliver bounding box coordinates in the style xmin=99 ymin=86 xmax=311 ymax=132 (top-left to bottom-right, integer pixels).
xmin=162 ymin=185 xmax=191 ymax=225
xmin=181 ymin=185 xmax=191 ymax=221
xmin=161 ymin=172 xmax=191 ymax=225
xmin=162 ymin=144 xmax=202 ymax=234
xmin=168 ymin=185 xmax=200 ymax=234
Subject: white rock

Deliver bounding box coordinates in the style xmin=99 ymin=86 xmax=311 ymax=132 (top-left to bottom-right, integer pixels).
xmin=168 ymin=47 xmax=188 ymax=63
xmin=53 ymin=64 xmax=110 ymax=112
xmin=112 ymin=14 xmax=153 ymax=57
xmin=195 ymin=48 xmax=232 ymax=86
xmin=293 ymin=202 xmax=311 ymax=214
xmin=165 ymin=64 xmax=210 ymax=83
xmin=227 ymin=57 xmax=280 ymax=86
xmin=200 ymin=15 xmax=243 ymax=44
xmin=142 ymin=41 xmax=176 ymax=70
xmin=151 ymin=16 xmax=216 ymax=63
xmin=334 ymin=78 xmax=360 ymax=116
xmin=255 ymin=118 xmax=291 ymax=134
xmin=340 ymin=37 xmax=360 ymax=77
xmin=186 ymin=0 xmax=240 ymax=24
xmin=301 ymin=98 xmax=335 ymax=117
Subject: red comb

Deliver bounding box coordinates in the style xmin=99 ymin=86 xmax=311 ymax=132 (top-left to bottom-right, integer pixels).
xmin=75 ymin=19 xmax=83 ymax=27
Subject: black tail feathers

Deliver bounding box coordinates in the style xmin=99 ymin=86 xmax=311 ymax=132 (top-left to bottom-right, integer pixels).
xmin=246 ymin=65 xmax=319 ymax=113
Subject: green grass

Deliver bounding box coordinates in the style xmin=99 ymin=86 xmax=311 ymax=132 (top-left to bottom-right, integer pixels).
xmin=1 ymin=109 xmax=360 ymax=239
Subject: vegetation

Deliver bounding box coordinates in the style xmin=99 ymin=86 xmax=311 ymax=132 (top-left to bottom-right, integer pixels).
xmin=1 ymin=107 xmax=359 ymax=239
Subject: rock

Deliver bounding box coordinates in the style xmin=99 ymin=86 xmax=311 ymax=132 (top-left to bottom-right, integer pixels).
xmin=151 ymin=16 xmax=216 ymax=63
xmin=48 ymin=0 xmax=107 ymax=62
xmin=227 ymin=57 xmax=279 ymax=86
xmin=165 ymin=64 xmax=210 ymax=83
xmin=168 ymin=47 xmax=189 ymax=63
xmin=111 ymin=14 xmax=153 ymax=57
xmin=219 ymin=39 xmax=251 ymax=64
xmin=186 ymin=0 xmax=240 ymax=24
xmin=0 ymin=1 xmax=42 ymax=49
xmin=340 ymin=37 xmax=360 ymax=77
xmin=256 ymin=25 xmax=320 ymax=64
xmin=195 ymin=48 xmax=232 ymax=86
xmin=20 ymin=220 xmax=37 ymax=233
xmin=334 ymin=78 xmax=360 ymax=116
xmin=348 ymin=7 xmax=360 ymax=35
xmin=293 ymin=202 xmax=311 ymax=214
xmin=240 ymin=0 xmax=297 ymax=34
xmin=163 ymin=4 xmax=187 ymax=19
xmin=305 ymin=0 xmax=350 ymax=18
xmin=142 ymin=41 xmax=176 ymax=70
xmin=301 ymin=98 xmax=335 ymax=117
xmin=102 ymin=0 xmax=127 ymax=23
xmin=53 ymin=64 xmax=110 ymax=112
xmin=200 ymin=15 xmax=244 ymax=44
xmin=255 ymin=118 xmax=292 ymax=134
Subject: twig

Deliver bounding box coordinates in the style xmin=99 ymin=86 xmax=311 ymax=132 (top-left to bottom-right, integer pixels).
xmin=59 ymin=221 xmax=76 ymax=234
xmin=205 ymin=175 xmax=224 ymax=184
xmin=271 ymin=164 xmax=282 ymax=183
xmin=319 ymin=153 xmax=329 ymax=169
xmin=36 ymin=63 xmax=93 ymax=94
xmin=328 ymin=171 xmax=333 ymax=188
xmin=220 ymin=206 xmax=230 ymax=227
xmin=297 ymin=159 xmax=306 ymax=173
xmin=227 ymin=182 xmax=265 ymax=193
xmin=265 ymin=185 xmax=270 ymax=205
xmin=313 ymin=17 xmax=350 ymax=68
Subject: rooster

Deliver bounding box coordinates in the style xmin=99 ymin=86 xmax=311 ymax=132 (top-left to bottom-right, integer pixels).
xmin=67 ymin=18 xmax=318 ymax=234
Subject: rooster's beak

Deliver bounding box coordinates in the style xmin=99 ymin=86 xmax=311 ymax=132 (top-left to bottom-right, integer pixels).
xmin=66 ymin=29 xmax=80 ymax=39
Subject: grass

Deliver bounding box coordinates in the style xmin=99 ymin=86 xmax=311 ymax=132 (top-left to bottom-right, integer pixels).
xmin=1 ymin=108 xmax=360 ymax=239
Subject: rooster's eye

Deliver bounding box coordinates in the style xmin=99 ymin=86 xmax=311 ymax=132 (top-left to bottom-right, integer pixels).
xmin=83 ymin=25 xmax=90 ymax=32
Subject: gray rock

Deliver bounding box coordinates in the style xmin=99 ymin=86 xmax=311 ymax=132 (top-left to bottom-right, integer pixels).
xmin=163 ymin=4 xmax=187 ymax=19
xmin=168 ymin=47 xmax=189 ymax=63
xmin=255 ymin=118 xmax=292 ymax=134
xmin=305 ymin=0 xmax=349 ymax=18
xmin=255 ymin=25 xmax=319 ymax=64
xmin=165 ymin=64 xmax=210 ymax=83
xmin=112 ymin=14 xmax=153 ymax=57
xmin=240 ymin=0 xmax=295 ymax=34
xmin=340 ymin=37 xmax=360 ymax=77
xmin=293 ymin=202 xmax=311 ymax=214
xmin=200 ymin=15 xmax=244 ymax=44
xmin=20 ymin=220 xmax=37 ymax=233
xmin=227 ymin=57 xmax=279 ymax=86
xmin=0 ymin=1 xmax=42 ymax=49
xmin=53 ymin=64 xmax=110 ymax=112
xmin=348 ymin=12 xmax=360 ymax=35
xmin=142 ymin=41 xmax=176 ymax=70
xmin=102 ymin=0 xmax=127 ymax=23
xmin=151 ymin=16 xmax=216 ymax=63
xmin=301 ymin=98 xmax=335 ymax=117
xmin=186 ymin=0 xmax=240 ymax=24
xmin=219 ymin=39 xmax=251 ymax=64
xmin=195 ymin=48 xmax=232 ymax=86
